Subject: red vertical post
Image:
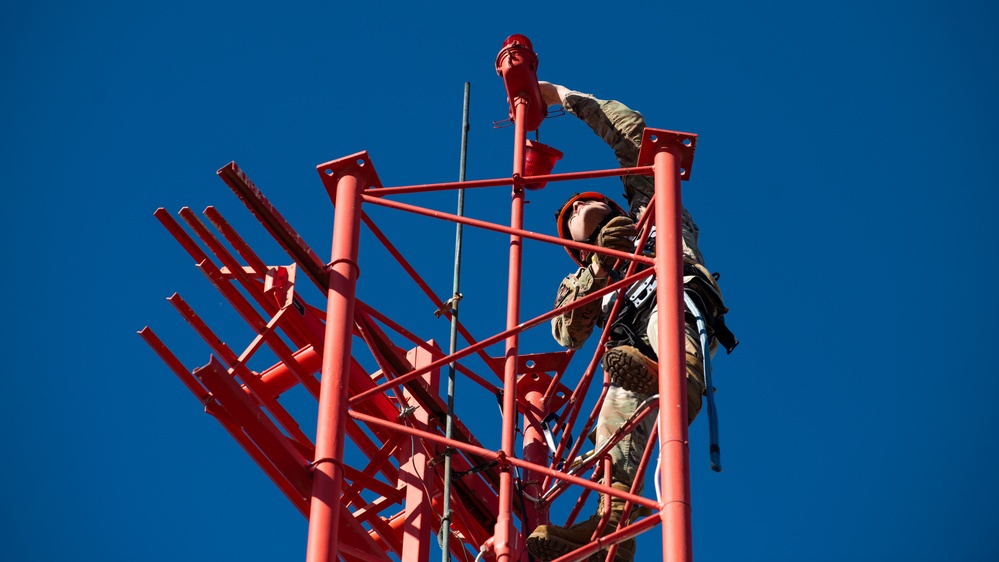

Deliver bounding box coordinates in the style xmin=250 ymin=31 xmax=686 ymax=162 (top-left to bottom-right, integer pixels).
xmin=494 ymin=97 xmax=528 ymax=562
xmin=399 ymin=346 xmax=440 ymax=562
xmin=654 ymin=143 xmax=693 ymax=562
xmin=307 ymin=170 xmax=363 ymax=562
xmin=521 ymin=386 xmax=547 ymax=527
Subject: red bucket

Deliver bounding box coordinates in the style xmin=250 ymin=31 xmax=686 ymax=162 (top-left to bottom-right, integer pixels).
xmin=523 ymin=140 xmax=563 ymax=190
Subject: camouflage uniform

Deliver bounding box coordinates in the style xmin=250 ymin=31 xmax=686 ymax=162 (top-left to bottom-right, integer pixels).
xmin=552 ymin=90 xmax=728 ymax=490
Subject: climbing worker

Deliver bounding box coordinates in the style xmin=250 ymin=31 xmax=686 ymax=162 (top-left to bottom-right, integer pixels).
xmin=525 ymin=82 xmax=737 ymax=562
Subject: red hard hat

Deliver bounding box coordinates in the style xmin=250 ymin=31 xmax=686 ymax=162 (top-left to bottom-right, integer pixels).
xmin=554 ymin=192 xmax=627 ymax=267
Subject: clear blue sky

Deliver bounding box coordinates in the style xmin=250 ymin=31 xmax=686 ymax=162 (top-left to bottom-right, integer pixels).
xmin=3 ymin=2 xmax=997 ymax=561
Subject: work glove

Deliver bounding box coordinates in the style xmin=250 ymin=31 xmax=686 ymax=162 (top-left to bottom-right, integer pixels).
xmin=593 ymin=215 xmax=637 ymax=268
xmin=538 ymin=81 xmax=570 ymax=108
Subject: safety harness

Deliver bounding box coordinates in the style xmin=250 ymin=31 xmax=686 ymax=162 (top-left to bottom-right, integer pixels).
xmin=600 ymin=225 xmax=739 ymax=358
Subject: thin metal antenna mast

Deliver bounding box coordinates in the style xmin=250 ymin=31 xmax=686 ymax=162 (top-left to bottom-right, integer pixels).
xmin=440 ymin=81 xmax=470 ymax=561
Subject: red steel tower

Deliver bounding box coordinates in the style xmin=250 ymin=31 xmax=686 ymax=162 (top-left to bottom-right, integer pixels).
xmin=140 ymin=35 xmax=702 ymax=562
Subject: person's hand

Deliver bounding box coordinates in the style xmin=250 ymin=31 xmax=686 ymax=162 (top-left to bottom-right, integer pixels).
xmin=593 ymin=216 xmax=637 ymax=268
xmin=538 ymin=81 xmax=569 ymax=108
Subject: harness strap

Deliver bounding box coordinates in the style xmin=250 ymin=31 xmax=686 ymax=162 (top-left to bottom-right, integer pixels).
xmin=540 ymin=412 xmax=568 ymax=465
xmin=713 ymin=315 xmax=739 ymax=354
xmin=683 ymin=287 xmax=739 ymax=354
xmin=683 ymin=263 xmax=739 ymax=354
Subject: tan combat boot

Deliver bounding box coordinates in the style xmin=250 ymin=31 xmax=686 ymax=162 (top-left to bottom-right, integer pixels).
xmin=602 ymin=345 xmax=658 ymax=395
xmin=526 ymin=482 xmax=645 ymax=562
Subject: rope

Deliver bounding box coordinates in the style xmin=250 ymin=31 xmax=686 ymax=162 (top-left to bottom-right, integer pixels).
xmin=685 ymin=292 xmax=721 ymax=472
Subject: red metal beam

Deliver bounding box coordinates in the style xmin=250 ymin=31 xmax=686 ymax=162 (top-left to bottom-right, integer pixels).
xmin=494 ymin=95 xmax=529 ymax=562
xmin=347 ymin=410 xmax=660 ymax=512
xmin=307 ymin=153 xmax=368 ymax=562
xmin=398 ymin=346 xmax=439 ymax=562
xmin=643 ymin=128 xmax=698 ymax=562
xmin=363 ymin=165 xmax=654 ymax=197
xmin=360 ymin=193 xmax=655 ymax=268
xmin=193 ymin=356 xmax=313 ymax=500
xmin=217 ymin=162 xmax=331 ymax=293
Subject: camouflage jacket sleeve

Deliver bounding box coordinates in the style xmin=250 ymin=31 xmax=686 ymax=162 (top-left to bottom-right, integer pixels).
xmin=551 ymin=265 xmax=609 ymax=349
xmin=563 ymin=89 xmax=706 ymax=266
xmin=562 ymin=91 xmax=650 ymax=217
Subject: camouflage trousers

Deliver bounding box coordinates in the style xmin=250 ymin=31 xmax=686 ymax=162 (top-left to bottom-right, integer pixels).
xmin=596 ymin=306 xmax=707 ymax=490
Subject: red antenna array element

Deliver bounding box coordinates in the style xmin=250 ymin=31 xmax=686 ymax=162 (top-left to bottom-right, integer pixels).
xmin=495 ymin=34 xmax=547 ymax=132
xmin=141 ymin=35 xmax=700 ymax=562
